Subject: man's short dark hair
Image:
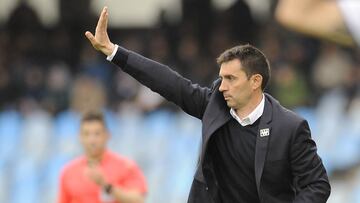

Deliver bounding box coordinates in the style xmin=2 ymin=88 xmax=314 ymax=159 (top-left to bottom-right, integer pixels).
xmin=217 ymin=44 xmax=271 ymax=90
xmin=81 ymin=111 xmax=107 ymax=128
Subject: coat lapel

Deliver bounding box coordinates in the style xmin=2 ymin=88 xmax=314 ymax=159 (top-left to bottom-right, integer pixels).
xmin=254 ymin=94 xmax=273 ymax=197
xmin=202 ymin=91 xmax=231 ymax=143
xmin=195 ymin=81 xmax=231 ymax=182
xmin=202 ymin=80 xmax=232 ymax=149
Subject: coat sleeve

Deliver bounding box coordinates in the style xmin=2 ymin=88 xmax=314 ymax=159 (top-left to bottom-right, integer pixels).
xmin=290 ymin=120 xmax=331 ymax=203
xmin=111 ymin=46 xmax=212 ymax=119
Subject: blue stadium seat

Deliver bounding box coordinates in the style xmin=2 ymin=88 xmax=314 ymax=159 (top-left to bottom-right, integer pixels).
xmin=330 ymin=128 xmax=360 ymax=171
xmin=103 ymin=109 xmax=121 ymax=138
xmin=41 ymin=154 xmax=72 ymax=203
xmin=0 ymin=162 xmax=10 ymax=203
xmin=352 ymin=185 xmax=360 ymax=203
xmin=54 ymin=110 xmax=81 ymax=138
xmin=21 ymin=110 xmax=53 ymax=164
xmin=110 ymin=111 xmax=143 ymax=159
xmin=0 ymin=110 xmax=22 ymax=164
xmin=11 ymin=158 xmax=40 ymax=203
xmin=53 ymin=110 xmax=82 ymax=157
xmin=314 ymin=90 xmax=348 ymax=175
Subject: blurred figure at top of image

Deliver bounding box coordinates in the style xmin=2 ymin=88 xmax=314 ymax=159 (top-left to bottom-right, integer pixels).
xmin=276 ymin=0 xmax=360 ymax=47
xmin=58 ymin=111 xmax=147 ymax=203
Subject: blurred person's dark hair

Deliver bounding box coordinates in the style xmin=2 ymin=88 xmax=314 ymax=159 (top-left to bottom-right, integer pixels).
xmin=0 ymin=66 xmax=11 ymax=109
xmin=6 ymin=1 xmax=43 ymax=35
xmin=81 ymin=111 xmax=107 ymax=129
xmin=59 ymin=0 xmax=96 ymax=67
xmin=42 ymin=62 xmax=72 ymax=115
xmin=23 ymin=63 xmax=46 ymax=100
xmin=226 ymin=0 xmax=256 ymax=44
xmin=147 ymin=30 xmax=171 ymax=64
xmin=6 ymin=1 xmax=46 ymax=61
xmin=59 ymin=0 xmax=94 ymax=26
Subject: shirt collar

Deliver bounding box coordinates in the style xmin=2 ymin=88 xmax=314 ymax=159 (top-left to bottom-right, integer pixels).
xmin=230 ymin=94 xmax=265 ymax=126
xmin=82 ymin=149 xmax=110 ymax=165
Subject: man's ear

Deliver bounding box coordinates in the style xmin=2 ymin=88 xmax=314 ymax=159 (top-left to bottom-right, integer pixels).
xmin=251 ymin=74 xmax=263 ymax=90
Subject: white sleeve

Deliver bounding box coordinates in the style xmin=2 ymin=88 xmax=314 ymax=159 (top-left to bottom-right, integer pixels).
xmin=337 ymin=0 xmax=360 ymax=46
xmin=106 ymin=44 xmax=119 ymax=61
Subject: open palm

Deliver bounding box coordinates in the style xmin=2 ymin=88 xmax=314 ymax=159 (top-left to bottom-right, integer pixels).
xmin=85 ymin=7 xmax=115 ymax=56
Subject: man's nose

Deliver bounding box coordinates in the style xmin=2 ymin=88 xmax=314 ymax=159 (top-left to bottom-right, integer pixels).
xmin=219 ymin=80 xmax=227 ymax=92
xmin=88 ymin=133 xmax=98 ymax=141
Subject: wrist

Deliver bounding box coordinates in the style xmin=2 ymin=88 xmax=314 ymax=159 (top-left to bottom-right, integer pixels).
xmin=103 ymin=183 xmax=113 ymax=194
xmin=104 ymin=42 xmax=115 ymax=56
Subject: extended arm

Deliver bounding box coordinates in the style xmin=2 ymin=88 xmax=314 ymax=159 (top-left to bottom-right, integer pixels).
xmin=275 ymin=0 xmax=355 ymax=46
xmin=85 ymin=7 xmax=211 ymax=119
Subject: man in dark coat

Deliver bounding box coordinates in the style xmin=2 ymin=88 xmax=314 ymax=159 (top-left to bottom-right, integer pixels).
xmin=85 ymin=7 xmax=331 ymax=203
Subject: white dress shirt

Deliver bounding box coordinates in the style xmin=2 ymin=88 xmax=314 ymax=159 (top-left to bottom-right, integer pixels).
xmin=230 ymin=94 xmax=265 ymax=126
xmin=106 ymin=44 xmax=119 ymax=61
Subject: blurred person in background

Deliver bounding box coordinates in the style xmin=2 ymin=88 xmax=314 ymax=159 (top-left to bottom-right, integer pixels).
xmin=42 ymin=62 xmax=72 ymax=115
xmin=271 ymin=62 xmax=310 ymax=109
xmin=58 ymin=111 xmax=147 ymax=203
xmin=276 ymin=0 xmax=360 ymax=47
xmin=69 ymin=75 xmax=107 ymax=115
xmin=85 ymin=7 xmax=330 ymax=203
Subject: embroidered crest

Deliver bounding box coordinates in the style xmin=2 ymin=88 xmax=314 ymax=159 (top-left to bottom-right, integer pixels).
xmin=259 ymin=128 xmax=270 ymax=137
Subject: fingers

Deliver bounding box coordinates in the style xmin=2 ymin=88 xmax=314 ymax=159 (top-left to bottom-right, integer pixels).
xmin=97 ymin=6 xmax=108 ymax=33
xmin=96 ymin=7 xmax=105 ymax=29
xmin=85 ymin=6 xmax=111 ymax=53
xmin=85 ymin=31 xmax=97 ymax=47
xmin=104 ymin=7 xmax=109 ymax=31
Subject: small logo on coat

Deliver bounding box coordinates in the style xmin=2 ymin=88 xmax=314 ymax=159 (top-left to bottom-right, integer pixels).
xmin=259 ymin=128 xmax=270 ymax=137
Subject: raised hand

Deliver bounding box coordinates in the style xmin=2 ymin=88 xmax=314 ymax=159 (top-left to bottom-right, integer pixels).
xmin=85 ymin=6 xmax=115 ymax=56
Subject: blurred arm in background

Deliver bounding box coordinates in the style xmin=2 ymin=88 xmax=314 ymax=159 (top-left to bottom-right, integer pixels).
xmin=85 ymin=163 xmax=145 ymax=203
xmin=275 ymin=0 xmax=357 ymax=47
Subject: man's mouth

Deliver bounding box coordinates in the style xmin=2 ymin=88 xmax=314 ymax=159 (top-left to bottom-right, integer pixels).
xmin=223 ymin=95 xmax=231 ymax=100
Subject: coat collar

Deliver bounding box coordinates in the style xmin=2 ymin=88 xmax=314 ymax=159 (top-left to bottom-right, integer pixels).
xmin=196 ymin=80 xmax=231 ymax=182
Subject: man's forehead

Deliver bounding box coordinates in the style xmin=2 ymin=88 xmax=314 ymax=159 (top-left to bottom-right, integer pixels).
xmin=219 ymin=59 xmax=244 ymax=74
xmin=81 ymin=120 xmax=105 ymax=128
xmin=82 ymin=119 xmax=104 ymax=124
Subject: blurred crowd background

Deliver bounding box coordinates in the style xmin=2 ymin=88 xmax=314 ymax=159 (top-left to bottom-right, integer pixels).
xmin=0 ymin=0 xmax=359 ymax=202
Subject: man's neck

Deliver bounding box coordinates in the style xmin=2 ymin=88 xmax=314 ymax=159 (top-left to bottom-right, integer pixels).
xmin=235 ymin=92 xmax=264 ymax=119
xmin=86 ymin=151 xmax=105 ymax=165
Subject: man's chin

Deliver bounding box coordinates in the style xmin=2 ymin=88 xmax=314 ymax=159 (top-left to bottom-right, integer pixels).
xmin=86 ymin=150 xmax=103 ymax=158
xmin=225 ymin=101 xmax=234 ymax=108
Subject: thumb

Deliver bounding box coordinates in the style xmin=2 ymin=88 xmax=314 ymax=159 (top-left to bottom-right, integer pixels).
xmin=85 ymin=31 xmax=97 ymax=47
